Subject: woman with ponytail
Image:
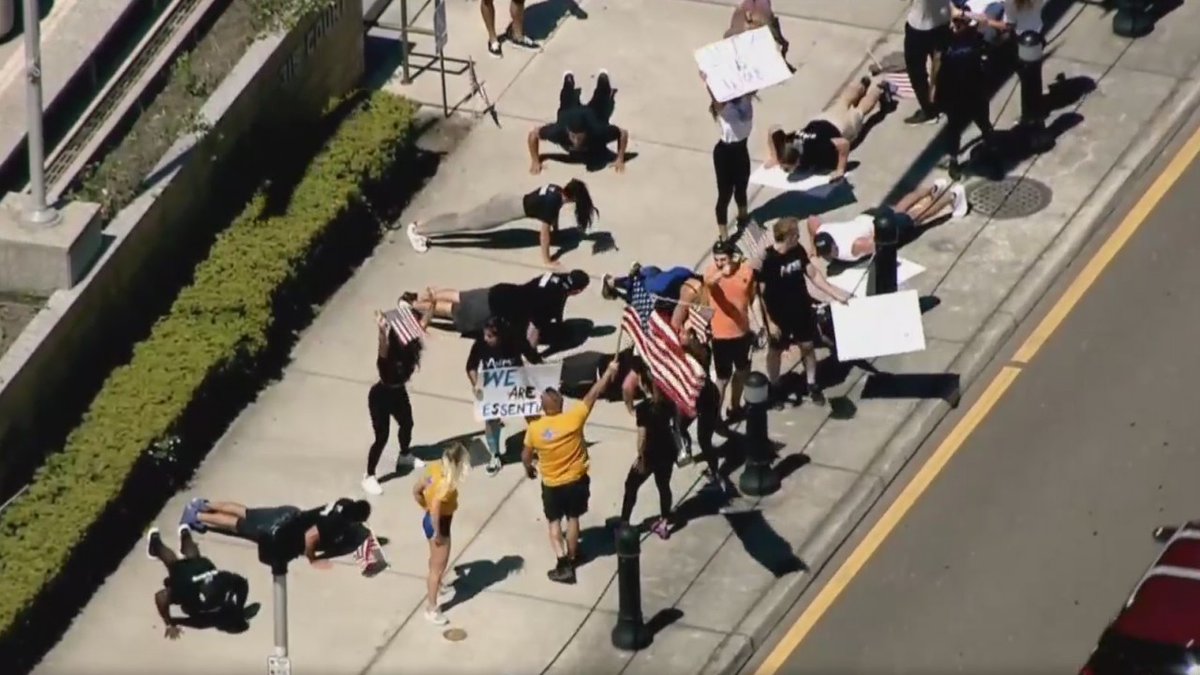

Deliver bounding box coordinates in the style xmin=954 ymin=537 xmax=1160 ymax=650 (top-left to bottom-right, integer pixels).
xmin=406 ymin=179 xmax=599 ymax=269
xmin=413 ymin=443 xmax=471 ymax=626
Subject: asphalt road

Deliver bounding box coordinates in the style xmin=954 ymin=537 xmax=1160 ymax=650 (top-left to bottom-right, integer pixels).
xmin=754 ymin=118 xmax=1200 ymax=675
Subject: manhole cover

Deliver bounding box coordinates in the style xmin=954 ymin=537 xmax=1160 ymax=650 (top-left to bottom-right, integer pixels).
xmin=443 ymin=627 xmax=468 ymax=642
xmin=966 ymin=177 xmax=1053 ymax=220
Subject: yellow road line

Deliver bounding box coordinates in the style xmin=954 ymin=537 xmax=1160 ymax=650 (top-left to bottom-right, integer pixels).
xmin=1012 ymin=121 xmax=1200 ymax=364
xmin=754 ymin=116 xmax=1200 ymax=675
xmin=753 ymin=366 xmax=1022 ymax=675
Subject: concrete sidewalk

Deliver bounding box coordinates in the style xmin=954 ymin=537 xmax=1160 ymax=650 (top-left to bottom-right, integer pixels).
xmin=33 ymin=1 xmax=1200 ymax=674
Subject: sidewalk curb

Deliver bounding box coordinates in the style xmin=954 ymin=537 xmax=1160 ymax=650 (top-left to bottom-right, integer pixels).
xmin=705 ymin=67 xmax=1200 ymax=675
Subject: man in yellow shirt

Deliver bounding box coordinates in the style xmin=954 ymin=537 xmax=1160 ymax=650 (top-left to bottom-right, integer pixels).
xmin=523 ymin=358 xmax=621 ymax=584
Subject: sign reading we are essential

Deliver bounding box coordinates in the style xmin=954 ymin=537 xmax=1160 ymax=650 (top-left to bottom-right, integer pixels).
xmin=694 ymin=27 xmax=793 ymax=103
xmin=476 ymin=362 xmax=563 ymax=421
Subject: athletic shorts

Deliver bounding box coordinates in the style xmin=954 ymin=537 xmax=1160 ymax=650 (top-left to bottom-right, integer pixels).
xmin=235 ymin=506 xmax=300 ymax=542
xmin=452 ymin=288 xmax=491 ymax=334
xmin=711 ymin=334 xmax=753 ymax=380
xmin=541 ymin=475 xmax=590 ymax=521
xmin=767 ymin=305 xmax=818 ymax=348
xmin=421 ymin=512 xmax=453 ymax=539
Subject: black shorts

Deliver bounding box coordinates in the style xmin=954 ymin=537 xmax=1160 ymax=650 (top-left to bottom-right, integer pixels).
xmin=235 ymin=506 xmax=300 ymax=542
xmin=541 ymin=475 xmax=590 ymax=521
xmin=767 ymin=306 xmax=818 ymax=348
xmin=712 ymin=334 xmax=753 ymax=380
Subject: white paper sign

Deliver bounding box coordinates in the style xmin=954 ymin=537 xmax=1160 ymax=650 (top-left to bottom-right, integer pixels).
xmin=828 ymin=258 xmax=926 ymax=296
xmin=695 ymin=27 xmax=792 ymax=103
xmin=476 ymin=362 xmax=563 ymax=421
xmin=749 ymin=164 xmax=850 ymax=197
xmin=831 ymin=289 xmax=927 ymax=361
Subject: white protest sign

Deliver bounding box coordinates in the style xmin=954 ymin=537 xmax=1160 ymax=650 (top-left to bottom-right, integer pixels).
xmin=476 ymin=362 xmax=563 ymax=421
xmin=695 ymin=27 xmax=792 ymax=103
xmin=828 ymin=258 xmax=926 ymax=297
xmin=831 ymin=289 xmax=927 ymax=361
xmin=749 ymin=163 xmax=851 ymax=196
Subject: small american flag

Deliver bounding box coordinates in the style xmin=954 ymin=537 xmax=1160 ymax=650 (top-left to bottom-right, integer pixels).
xmin=354 ymin=526 xmax=388 ymax=577
xmin=737 ymin=223 xmax=771 ymax=264
xmin=684 ymin=304 xmax=713 ymax=344
xmin=623 ymin=274 xmax=704 ymax=418
xmin=383 ymin=301 xmax=424 ymax=345
xmin=881 ymin=72 xmax=915 ymax=99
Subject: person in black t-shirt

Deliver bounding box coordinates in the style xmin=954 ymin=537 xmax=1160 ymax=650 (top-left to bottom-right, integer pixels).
xmin=618 ymin=369 xmax=678 ymax=539
xmin=936 ymin=13 xmax=995 ymax=179
xmin=148 ymin=525 xmax=249 ymax=640
xmin=360 ymin=312 xmax=424 ymax=495
xmin=182 ymin=497 xmax=371 ymax=570
xmin=406 ymin=271 xmax=591 ymax=349
xmin=757 ymin=218 xmax=851 ymax=406
xmin=528 ymin=71 xmax=629 ymax=174
xmin=405 ymin=179 xmax=598 ymax=268
xmin=468 ymin=316 xmax=533 ymax=476
xmin=765 ymin=75 xmax=894 ymax=180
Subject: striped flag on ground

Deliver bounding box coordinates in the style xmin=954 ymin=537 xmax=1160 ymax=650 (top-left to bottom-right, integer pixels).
xmin=623 ymin=274 xmax=703 ymax=418
xmin=354 ymin=526 xmax=388 ymax=577
xmin=881 ymin=72 xmax=915 ymax=99
xmin=382 ymin=301 xmax=424 ymax=345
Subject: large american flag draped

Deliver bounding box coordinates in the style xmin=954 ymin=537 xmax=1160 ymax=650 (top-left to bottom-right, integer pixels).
xmin=623 ymin=273 xmax=704 ymax=418
xmin=383 ymin=301 xmax=424 ymax=345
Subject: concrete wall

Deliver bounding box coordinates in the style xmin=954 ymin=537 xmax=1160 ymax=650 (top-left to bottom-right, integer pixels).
xmin=0 ymin=0 xmax=365 ymax=492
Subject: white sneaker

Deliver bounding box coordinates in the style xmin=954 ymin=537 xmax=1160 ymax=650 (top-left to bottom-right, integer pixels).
xmin=486 ymin=455 xmax=502 ymax=477
xmin=361 ymin=474 xmax=383 ymax=496
xmin=932 ymin=177 xmax=951 ymax=198
xmin=395 ymin=455 xmax=426 ymax=470
xmin=437 ymin=585 xmax=456 ymax=605
xmin=950 ymin=184 xmax=969 ymax=218
xmin=425 ymin=607 xmax=450 ymax=625
xmin=406 ymin=222 xmax=429 ymax=253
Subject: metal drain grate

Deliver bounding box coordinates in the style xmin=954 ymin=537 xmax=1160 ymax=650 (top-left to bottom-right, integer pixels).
xmin=966 ymin=177 xmax=1053 ymax=220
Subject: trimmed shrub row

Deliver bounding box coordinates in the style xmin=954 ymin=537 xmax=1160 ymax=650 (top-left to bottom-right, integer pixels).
xmin=0 ymin=91 xmax=418 ymax=654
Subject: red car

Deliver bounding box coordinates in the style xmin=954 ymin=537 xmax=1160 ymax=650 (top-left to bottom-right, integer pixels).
xmin=1081 ymin=524 xmax=1200 ymax=674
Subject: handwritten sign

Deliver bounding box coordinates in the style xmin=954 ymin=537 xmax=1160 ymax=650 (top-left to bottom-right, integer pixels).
xmin=476 ymin=362 xmax=563 ymax=421
xmin=695 ymin=27 xmax=793 ymax=103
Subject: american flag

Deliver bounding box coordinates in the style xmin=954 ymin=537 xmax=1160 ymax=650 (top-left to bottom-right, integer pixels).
xmin=354 ymin=526 xmax=388 ymax=577
xmin=881 ymin=72 xmax=915 ymax=99
xmin=622 ymin=274 xmax=704 ymax=418
xmin=737 ymin=223 xmax=771 ymax=264
xmin=684 ymin=304 xmax=713 ymax=344
xmin=383 ymin=301 xmax=424 ymax=345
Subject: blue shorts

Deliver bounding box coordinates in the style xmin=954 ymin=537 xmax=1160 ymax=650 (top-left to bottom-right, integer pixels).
xmin=421 ymin=512 xmax=453 ymax=540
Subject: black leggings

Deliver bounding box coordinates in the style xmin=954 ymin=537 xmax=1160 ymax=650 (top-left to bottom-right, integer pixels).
xmin=620 ymin=458 xmax=673 ymax=523
xmin=685 ymin=380 xmax=721 ymax=475
xmin=558 ymin=74 xmax=614 ymax=126
xmin=713 ymin=139 xmax=750 ymax=226
xmin=904 ymin=23 xmax=950 ymax=114
xmin=367 ymin=382 xmax=413 ymax=475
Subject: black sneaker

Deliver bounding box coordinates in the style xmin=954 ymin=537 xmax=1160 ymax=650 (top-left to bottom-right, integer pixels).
xmin=487 ymin=39 xmax=502 ymax=58
xmin=809 ymin=388 xmax=826 ymax=406
xmin=947 ymin=160 xmax=963 ymax=181
xmin=904 ymin=109 xmax=940 ymax=125
xmin=547 ymin=557 xmax=576 ymax=584
xmin=145 ymin=528 xmax=162 ymax=560
xmin=505 ymin=30 xmax=539 ymax=50
xmin=596 ymin=69 xmax=611 ymax=91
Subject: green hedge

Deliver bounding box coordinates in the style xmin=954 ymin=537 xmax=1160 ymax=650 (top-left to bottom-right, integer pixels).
xmin=0 ymin=91 xmax=417 ymax=634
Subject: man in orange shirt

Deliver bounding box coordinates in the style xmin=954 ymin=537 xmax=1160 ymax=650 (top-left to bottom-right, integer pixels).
xmin=703 ymin=239 xmax=758 ymax=423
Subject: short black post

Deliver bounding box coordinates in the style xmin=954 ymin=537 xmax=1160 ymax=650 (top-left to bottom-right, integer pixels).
xmin=738 ymin=372 xmax=780 ymax=497
xmin=1017 ymin=31 xmax=1053 ymax=154
xmin=611 ymin=523 xmax=650 ymax=651
xmin=1112 ymin=0 xmax=1155 ymax=39
xmin=867 ymin=211 xmax=899 ymax=296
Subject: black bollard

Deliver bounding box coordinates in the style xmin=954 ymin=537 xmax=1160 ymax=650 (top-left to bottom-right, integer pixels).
xmin=1112 ymin=0 xmax=1155 ymax=39
xmin=1017 ymin=31 xmax=1054 ymax=154
xmin=738 ymin=372 xmax=781 ymax=497
xmin=867 ymin=210 xmax=899 ymax=296
xmin=611 ymin=523 xmax=650 ymax=651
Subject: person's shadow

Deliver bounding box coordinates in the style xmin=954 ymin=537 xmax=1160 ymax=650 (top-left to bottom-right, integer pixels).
xmin=441 ymin=556 xmax=525 ymax=611
xmin=175 ymin=602 xmax=262 ymax=634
